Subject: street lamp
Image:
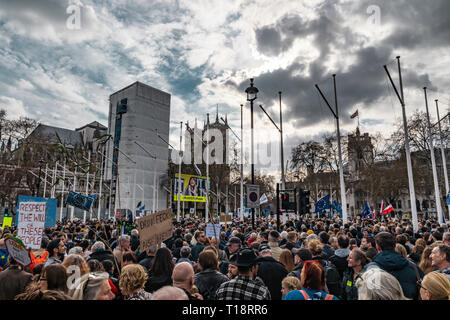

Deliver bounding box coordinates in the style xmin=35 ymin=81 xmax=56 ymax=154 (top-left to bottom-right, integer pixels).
xmin=245 ymin=78 xmax=258 ymax=229
xmin=35 ymin=159 xmax=45 ymax=197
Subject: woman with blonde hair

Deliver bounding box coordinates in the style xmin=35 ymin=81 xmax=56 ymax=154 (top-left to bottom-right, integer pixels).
xmin=355 ymin=267 xmax=409 ymax=300
xmin=281 ymin=276 xmax=301 ymax=298
xmin=418 ymin=272 xmax=450 ymax=300
xmin=119 ymin=264 xmax=152 ymax=300
xmin=419 ymin=246 xmax=434 ymax=275
xmin=279 ymin=249 xmax=295 ymax=273
xmin=395 ymin=243 xmax=407 ymax=258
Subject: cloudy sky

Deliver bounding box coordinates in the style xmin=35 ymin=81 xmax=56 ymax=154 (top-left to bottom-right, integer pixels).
xmin=1 ymin=0 xmax=449 ymax=179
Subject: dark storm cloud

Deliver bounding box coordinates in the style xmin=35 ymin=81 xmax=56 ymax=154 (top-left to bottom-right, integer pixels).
xmin=236 ymin=0 xmax=444 ymax=129
xmin=351 ymin=0 xmax=450 ymax=49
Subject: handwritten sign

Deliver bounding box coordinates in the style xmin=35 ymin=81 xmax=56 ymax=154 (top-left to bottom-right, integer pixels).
xmin=5 ymin=236 xmax=32 ymax=267
xmin=17 ymin=201 xmax=46 ymax=249
xmin=137 ymin=208 xmax=173 ymax=252
xmin=205 ymin=224 xmax=221 ymax=238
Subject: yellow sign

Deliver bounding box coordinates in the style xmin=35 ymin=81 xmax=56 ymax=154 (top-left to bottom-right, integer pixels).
xmin=174 ymin=173 xmax=210 ymax=202
xmin=2 ymin=217 xmax=12 ymax=228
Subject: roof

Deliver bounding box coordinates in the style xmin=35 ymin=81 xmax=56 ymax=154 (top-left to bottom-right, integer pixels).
xmin=75 ymin=121 xmax=107 ymax=132
xmin=30 ymin=124 xmax=83 ymax=147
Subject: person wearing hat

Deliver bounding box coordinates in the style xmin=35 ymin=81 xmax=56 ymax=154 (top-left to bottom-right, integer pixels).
xmin=224 ymin=237 xmax=241 ymax=260
xmin=216 ymin=248 xmax=271 ymax=300
xmin=288 ymin=248 xmax=313 ymax=280
xmin=256 ymin=244 xmax=288 ymax=300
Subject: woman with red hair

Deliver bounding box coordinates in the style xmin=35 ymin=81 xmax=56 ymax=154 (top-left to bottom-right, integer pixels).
xmin=283 ymin=260 xmax=339 ymax=300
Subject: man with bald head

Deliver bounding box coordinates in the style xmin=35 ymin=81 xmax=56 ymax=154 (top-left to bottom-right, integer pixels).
xmin=172 ymin=262 xmax=203 ymax=300
xmin=151 ymin=286 xmax=189 ymax=300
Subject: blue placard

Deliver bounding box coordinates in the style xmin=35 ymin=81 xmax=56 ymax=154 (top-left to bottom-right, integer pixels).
xmin=16 ymin=195 xmax=57 ymax=227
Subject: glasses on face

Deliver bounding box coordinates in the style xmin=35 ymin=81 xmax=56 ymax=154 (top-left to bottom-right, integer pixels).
xmin=417 ymin=279 xmax=427 ymax=291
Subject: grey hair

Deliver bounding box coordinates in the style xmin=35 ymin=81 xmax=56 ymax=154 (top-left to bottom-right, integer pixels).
xmin=68 ymin=246 xmax=83 ymax=255
xmin=131 ymin=229 xmax=139 ymax=237
xmin=443 ymin=232 xmax=450 ymax=243
xmin=91 ymin=241 xmax=105 ymax=253
xmin=118 ymin=235 xmax=130 ymax=244
xmin=306 ymin=234 xmax=318 ymax=243
xmin=355 ymin=267 xmax=409 ymax=300
xmin=71 ymin=272 xmax=110 ymax=300
xmin=151 ymin=286 xmax=188 ymax=300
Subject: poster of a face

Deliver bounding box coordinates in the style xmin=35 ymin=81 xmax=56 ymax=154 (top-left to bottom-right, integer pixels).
xmin=174 ymin=173 xmax=210 ymax=202
xmin=184 ymin=177 xmax=198 ymax=196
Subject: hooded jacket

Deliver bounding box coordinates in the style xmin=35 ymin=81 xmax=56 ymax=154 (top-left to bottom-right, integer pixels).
xmin=329 ymin=248 xmax=351 ymax=279
xmin=371 ymin=250 xmax=424 ymax=299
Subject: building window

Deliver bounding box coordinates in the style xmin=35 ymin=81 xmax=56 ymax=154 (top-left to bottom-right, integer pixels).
xmin=398 ymin=200 xmax=402 ymax=209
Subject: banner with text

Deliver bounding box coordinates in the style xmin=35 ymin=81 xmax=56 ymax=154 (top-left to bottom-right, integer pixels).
xmin=16 ymin=196 xmax=57 ymax=227
xmin=174 ymin=173 xmax=210 ymax=202
xmin=16 ymin=201 xmax=46 ymax=249
xmin=137 ymin=208 xmax=173 ymax=251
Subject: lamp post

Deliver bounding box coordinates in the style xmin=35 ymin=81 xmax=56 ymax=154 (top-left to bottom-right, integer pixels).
xmin=245 ymin=78 xmax=259 ymax=229
xmin=35 ymin=159 xmax=44 ymax=197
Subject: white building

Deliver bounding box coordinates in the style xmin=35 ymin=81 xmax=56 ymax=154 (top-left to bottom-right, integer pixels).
xmin=105 ymin=82 xmax=171 ymax=216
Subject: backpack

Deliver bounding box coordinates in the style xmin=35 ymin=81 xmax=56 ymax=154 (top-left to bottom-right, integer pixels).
xmin=322 ymin=260 xmax=342 ymax=297
xmin=298 ymin=289 xmax=335 ymax=301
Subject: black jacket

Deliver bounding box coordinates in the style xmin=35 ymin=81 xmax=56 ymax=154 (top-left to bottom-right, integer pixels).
xmin=190 ymin=243 xmax=205 ymax=262
xmin=139 ymin=256 xmax=154 ymax=271
xmin=145 ymin=272 xmax=173 ymax=293
xmin=130 ymin=236 xmax=140 ymax=252
xmin=321 ymin=244 xmax=335 ymax=260
xmin=341 ymin=268 xmax=359 ymax=300
xmin=287 ymin=262 xmax=303 ymax=279
xmin=257 ymin=256 xmax=288 ymax=300
xmin=88 ymin=250 xmax=115 ymax=264
xmin=281 ymin=241 xmax=297 ymax=251
xmin=194 ymin=269 xmax=229 ymax=300
xmin=329 ymin=249 xmax=351 ymax=279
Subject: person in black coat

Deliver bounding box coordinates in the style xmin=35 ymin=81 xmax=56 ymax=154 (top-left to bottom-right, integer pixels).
xmin=341 ymin=249 xmax=370 ymax=300
xmin=190 ymin=231 xmax=206 ymax=262
xmin=256 ymin=244 xmax=288 ymax=300
xmin=88 ymin=241 xmax=115 ymax=263
xmin=194 ymin=250 xmax=229 ymax=300
xmin=288 ymin=248 xmax=313 ymax=279
xmin=329 ymin=235 xmax=351 ymax=279
xmin=319 ymin=231 xmax=335 ymax=260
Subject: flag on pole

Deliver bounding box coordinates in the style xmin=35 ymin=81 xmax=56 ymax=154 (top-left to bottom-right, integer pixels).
xmin=351 ymin=110 xmax=359 ymax=119
xmin=382 ymin=204 xmax=394 ymax=215
xmin=446 ymin=190 xmax=450 ymax=205
xmin=315 ymin=195 xmax=330 ymax=214
xmin=380 ymin=200 xmax=384 ymax=216
xmin=259 ymin=193 xmax=268 ymax=205
xmin=361 ymin=202 xmax=372 ymax=219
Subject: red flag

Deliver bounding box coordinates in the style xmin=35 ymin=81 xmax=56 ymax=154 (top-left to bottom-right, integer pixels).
xmin=380 ymin=200 xmax=384 ymax=215
xmin=382 ymin=204 xmax=394 ymax=215
xmin=351 ymin=110 xmax=359 ymax=119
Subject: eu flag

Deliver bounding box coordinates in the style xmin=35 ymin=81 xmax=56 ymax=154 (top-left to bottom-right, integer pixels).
xmin=315 ymin=195 xmax=330 ymax=214
xmin=361 ymin=202 xmax=372 ymax=219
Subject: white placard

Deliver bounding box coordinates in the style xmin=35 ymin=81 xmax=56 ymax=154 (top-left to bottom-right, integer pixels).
xmin=205 ymin=223 xmax=221 ymax=238
xmin=16 ymin=201 xmax=46 ymax=249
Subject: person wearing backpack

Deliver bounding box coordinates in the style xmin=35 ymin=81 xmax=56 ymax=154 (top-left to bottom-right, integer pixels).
xmin=283 ymin=260 xmax=339 ymax=300
xmin=307 ymin=239 xmax=342 ymax=297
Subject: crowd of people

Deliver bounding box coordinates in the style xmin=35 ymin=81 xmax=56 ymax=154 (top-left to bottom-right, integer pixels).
xmin=0 ymin=214 xmax=449 ymax=301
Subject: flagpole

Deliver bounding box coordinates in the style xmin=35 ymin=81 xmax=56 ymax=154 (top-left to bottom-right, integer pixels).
xmin=435 ymin=100 xmax=450 ymax=219
xmin=384 ymin=57 xmax=418 ymax=233
xmin=424 ymin=88 xmax=443 ymax=224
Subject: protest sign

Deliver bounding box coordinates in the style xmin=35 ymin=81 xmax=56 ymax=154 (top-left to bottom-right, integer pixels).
xmin=205 ymin=223 xmax=221 ymax=238
xmin=16 ymin=196 xmax=57 ymax=227
xmin=5 ymin=236 xmax=32 ymax=267
xmin=137 ymin=208 xmax=173 ymax=252
xmin=16 ymin=201 xmax=46 ymax=249
xmin=2 ymin=217 xmax=12 ymax=228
